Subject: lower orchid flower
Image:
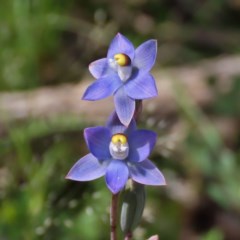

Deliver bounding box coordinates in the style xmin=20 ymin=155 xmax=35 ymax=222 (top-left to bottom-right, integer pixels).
xmin=66 ymin=113 xmax=166 ymax=193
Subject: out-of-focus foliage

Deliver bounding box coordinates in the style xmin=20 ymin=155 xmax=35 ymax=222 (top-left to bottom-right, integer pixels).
xmin=0 ymin=0 xmax=240 ymax=239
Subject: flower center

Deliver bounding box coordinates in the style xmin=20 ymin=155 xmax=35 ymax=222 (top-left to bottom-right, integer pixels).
xmin=109 ymin=133 xmax=129 ymax=160
xmin=109 ymin=53 xmax=132 ymax=82
xmin=114 ymin=53 xmax=131 ymax=66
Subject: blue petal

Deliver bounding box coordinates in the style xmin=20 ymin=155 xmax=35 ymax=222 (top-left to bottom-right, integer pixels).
xmin=125 ymin=118 xmax=137 ymax=135
xmin=105 ymin=160 xmax=129 ymax=193
xmin=133 ymin=40 xmax=157 ymax=72
xmin=124 ymin=72 xmax=158 ymax=99
xmin=106 ymin=111 xmax=137 ymax=135
xmin=82 ymin=74 xmax=122 ymax=100
xmin=127 ymin=130 xmax=157 ymax=162
xmin=129 ymin=159 xmax=166 ymax=186
xmin=107 ymin=33 xmax=135 ymax=61
xmin=89 ymin=58 xmax=110 ymax=78
xmin=114 ymin=87 xmax=135 ymax=126
xmin=84 ymin=127 xmax=111 ymax=159
xmin=66 ymin=153 xmax=108 ymax=181
xmin=106 ymin=111 xmax=127 ymax=134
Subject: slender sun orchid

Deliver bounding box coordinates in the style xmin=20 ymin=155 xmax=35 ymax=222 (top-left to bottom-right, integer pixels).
xmin=66 ymin=113 xmax=166 ymax=194
xmin=82 ymin=33 xmax=158 ymax=126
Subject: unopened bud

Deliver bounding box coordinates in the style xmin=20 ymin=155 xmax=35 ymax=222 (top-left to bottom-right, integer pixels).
xmin=120 ymin=180 xmax=145 ymax=233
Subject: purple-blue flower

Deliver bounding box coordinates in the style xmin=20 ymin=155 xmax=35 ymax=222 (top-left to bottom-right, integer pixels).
xmin=66 ymin=113 xmax=165 ymax=194
xmin=82 ymin=33 xmax=158 ymax=126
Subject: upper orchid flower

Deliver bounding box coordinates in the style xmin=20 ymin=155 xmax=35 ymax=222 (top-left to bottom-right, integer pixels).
xmin=82 ymin=33 xmax=158 ymax=126
xmin=66 ymin=113 xmax=165 ymax=194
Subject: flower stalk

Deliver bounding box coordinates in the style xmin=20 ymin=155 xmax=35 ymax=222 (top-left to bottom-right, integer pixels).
xmin=110 ymin=193 xmax=119 ymax=240
xmin=124 ymin=232 xmax=133 ymax=240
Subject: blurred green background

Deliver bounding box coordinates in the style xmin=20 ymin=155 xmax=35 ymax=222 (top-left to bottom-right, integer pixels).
xmin=0 ymin=0 xmax=240 ymax=239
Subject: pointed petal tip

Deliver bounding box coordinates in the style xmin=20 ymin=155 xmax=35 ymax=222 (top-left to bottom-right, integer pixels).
xmin=152 ymin=39 xmax=157 ymax=45
xmin=156 ymin=175 xmax=166 ymax=186
xmin=116 ymin=32 xmax=124 ymax=37
xmin=159 ymin=179 xmax=167 ymax=186
xmin=119 ymin=118 xmax=131 ymax=127
xmin=81 ymin=90 xmax=93 ymax=101
xmin=66 ymin=154 xmax=108 ymax=182
xmin=65 ymin=174 xmax=70 ymax=180
xmin=88 ymin=58 xmax=109 ymax=78
xmin=125 ymin=73 xmax=158 ymax=100
xmin=147 ymin=177 xmax=166 ymax=186
xmin=82 ymin=75 xmax=121 ymax=101
xmin=88 ymin=62 xmax=93 ymax=68
xmin=147 ymin=39 xmax=158 ymax=48
xmin=108 ymin=186 xmax=121 ymax=194
xmin=114 ymin=88 xmax=135 ymax=127
xmin=108 ymin=33 xmax=135 ymax=60
xmin=65 ymin=172 xmax=75 ymax=181
xmin=133 ymin=40 xmax=157 ymax=73
xmin=65 ymin=174 xmax=78 ymax=181
xmin=130 ymin=159 xmax=166 ymax=186
xmin=82 ymin=95 xmax=95 ymax=101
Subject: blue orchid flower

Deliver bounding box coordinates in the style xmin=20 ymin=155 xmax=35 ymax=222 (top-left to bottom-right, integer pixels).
xmin=82 ymin=33 xmax=158 ymax=126
xmin=66 ymin=113 xmax=165 ymax=194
